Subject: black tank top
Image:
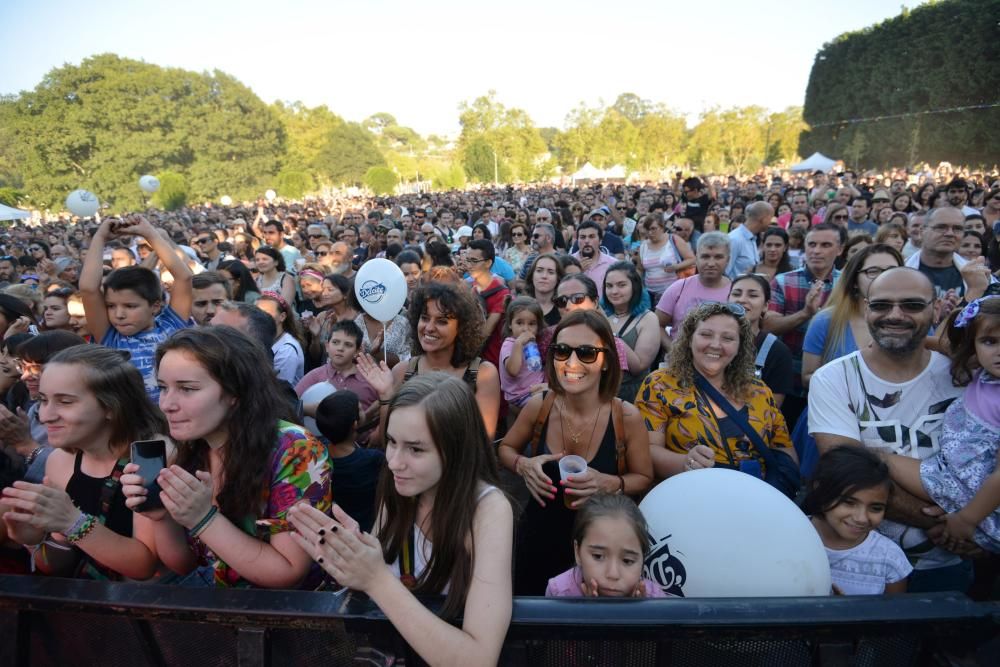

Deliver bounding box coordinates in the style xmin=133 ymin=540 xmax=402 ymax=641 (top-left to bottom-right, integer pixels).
xmin=65 ymin=452 xmax=133 ymax=539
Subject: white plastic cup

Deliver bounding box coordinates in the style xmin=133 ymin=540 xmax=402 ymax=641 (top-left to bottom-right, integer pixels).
xmin=559 ymin=455 xmax=588 ymax=508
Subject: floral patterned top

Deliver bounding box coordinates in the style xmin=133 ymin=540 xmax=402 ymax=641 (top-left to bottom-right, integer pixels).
xmin=189 ymin=420 xmax=332 ymax=588
xmin=635 ymin=370 xmax=792 ymax=470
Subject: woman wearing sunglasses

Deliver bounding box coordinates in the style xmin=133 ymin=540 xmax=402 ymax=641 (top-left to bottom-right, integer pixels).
xmin=502 ymin=222 xmax=532 ymax=275
xmin=498 ymin=310 xmax=652 ymax=594
xmin=635 ymin=302 xmax=794 ymax=483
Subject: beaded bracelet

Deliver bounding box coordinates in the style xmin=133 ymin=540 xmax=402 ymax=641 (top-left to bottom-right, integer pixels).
xmin=66 ymin=514 xmax=97 ymax=543
xmin=189 ymin=506 xmax=219 ymax=539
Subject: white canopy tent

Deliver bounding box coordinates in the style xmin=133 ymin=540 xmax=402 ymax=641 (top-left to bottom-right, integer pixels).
xmin=789 ymin=152 xmax=838 ymax=173
xmin=0 ymin=203 xmax=31 ymax=221
xmin=570 ymin=162 xmax=603 ymax=181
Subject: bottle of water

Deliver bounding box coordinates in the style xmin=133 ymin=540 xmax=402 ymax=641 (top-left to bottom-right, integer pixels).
xmin=524 ymin=341 xmax=543 ymax=372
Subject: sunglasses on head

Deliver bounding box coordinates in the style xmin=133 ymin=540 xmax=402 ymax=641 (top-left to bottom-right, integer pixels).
xmin=701 ymin=301 xmax=746 ymax=317
xmin=554 ymin=293 xmax=589 ymax=309
xmin=866 ymin=299 xmax=932 ymax=313
xmin=550 ymin=343 xmax=608 ymax=364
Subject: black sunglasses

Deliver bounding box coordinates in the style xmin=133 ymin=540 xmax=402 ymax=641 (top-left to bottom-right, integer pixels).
xmin=554 ymin=293 xmax=589 ymax=309
xmin=550 ymin=343 xmax=608 ymax=364
xmin=194 ymin=237 xmax=213 ymax=244
xmin=866 ymin=299 xmax=932 ymax=313
xmin=316 ymin=251 xmax=330 ymax=257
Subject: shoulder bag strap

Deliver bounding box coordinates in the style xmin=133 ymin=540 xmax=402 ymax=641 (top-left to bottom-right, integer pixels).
xmin=612 ymin=398 xmax=626 ymax=476
xmin=616 ymin=313 xmax=639 ymax=338
xmin=529 ymin=391 xmax=558 ymax=454
xmin=403 ymin=356 xmax=419 ymax=382
xmin=755 ymin=333 xmax=777 ymax=371
xmin=693 ymin=373 xmax=776 ymax=470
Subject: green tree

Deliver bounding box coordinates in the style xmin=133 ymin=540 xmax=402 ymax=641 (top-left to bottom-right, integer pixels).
xmin=273 ymin=101 xmax=343 ymax=178
xmin=1 ymin=54 xmax=285 ymax=211
xmin=463 ymin=138 xmax=503 ymax=184
xmin=0 ymin=187 xmax=26 ymax=207
xmin=457 ymin=91 xmax=547 ymax=183
xmin=688 ymin=107 xmax=770 ymax=175
xmin=313 ymin=122 xmax=385 ymax=185
xmin=152 ymin=171 xmax=189 ymax=211
xmin=275 ymin=170 xmax=315 ymax=199
xmin=364 ymin=166 xmax=399 ymax=195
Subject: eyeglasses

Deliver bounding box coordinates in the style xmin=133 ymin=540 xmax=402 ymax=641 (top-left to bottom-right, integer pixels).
xmin=194 ymin=237 xmax=213 ymax=245
xmin=308 ymin=234 xmax=326 ymax=239
xmin=550 ymin=343 xmax=608 ymax=364
xmin=831 ymin=214 xmax=849 ymax=221
xmin=554 ymin=293 xmax=590 ymax=309
xmin=866 ymin=299 xmax=933 ymax=313
xmin=466 ymin=257 xmax=485 ymax=264
xmin=858 ymin=266 xmax=892 ymax=279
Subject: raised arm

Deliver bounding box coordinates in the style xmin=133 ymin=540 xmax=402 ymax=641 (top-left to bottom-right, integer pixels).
xmin=79 ymin=220 xmax=112 ymax=340
xmin=126 ymin=217 xmax=193 ymax=321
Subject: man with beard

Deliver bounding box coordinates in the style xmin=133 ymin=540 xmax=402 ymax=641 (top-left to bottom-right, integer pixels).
xmin=327 ymin=242 xmax=356 ymax=279
xmin=0 ymin=255 xmax=18 ymax=287
xmin=809 ymin=268 xmax=972 ymax=593
xmin=572 ymin=221 xmax=615 ymax=299
xmin=517 ymin=222 xmax=558 ymax=280
xmin=945 ymin=177 xmax=979 ymax=217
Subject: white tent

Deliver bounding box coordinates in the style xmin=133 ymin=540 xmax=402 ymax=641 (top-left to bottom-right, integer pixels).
xmin=570 ymin=162 xmax=603 ymax=181
xmin=789 ymin=152 xmax=837 ymax=173
xmin=603 ymin=164 xmax=627 ymax=180
xmin=0 ymin=203 xmax=30 ymax=221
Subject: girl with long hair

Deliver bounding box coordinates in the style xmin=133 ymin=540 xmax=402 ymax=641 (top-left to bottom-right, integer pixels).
xmin=258 ymin=291 xmax=306 ymax=385
xmin=524 ymin=253 xmax=565 ymax=327
xmin=121 ymin=326 xmax=332 ymax=588
xmin=289 ymin=374 xmax=513 ymax=665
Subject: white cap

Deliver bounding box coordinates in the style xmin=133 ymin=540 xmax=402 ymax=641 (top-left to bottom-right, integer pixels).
xmin=456 ymin=225 xmax=473 ymax=238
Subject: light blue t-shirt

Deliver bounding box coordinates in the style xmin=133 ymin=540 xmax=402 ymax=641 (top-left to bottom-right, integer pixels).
xmin=803 ymin=308 xmax=857 ymax=362
xmin=100 ymin=305 xmax=191 ymax=402
xmin=491 ymin=256 xmax=516 ymax=283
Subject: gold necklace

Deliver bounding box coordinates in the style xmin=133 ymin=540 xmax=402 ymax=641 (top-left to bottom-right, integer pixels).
xmin=559 ymin=400 xmax=603 ymax=453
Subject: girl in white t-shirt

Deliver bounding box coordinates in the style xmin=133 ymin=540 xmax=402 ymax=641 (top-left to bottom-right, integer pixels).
xmin=805 ymin=446 xmax=912 ymax=595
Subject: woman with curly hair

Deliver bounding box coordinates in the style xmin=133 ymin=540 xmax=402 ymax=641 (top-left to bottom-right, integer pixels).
xmin=358 ymin=282 xmax=502 ymax=439
xmin=634 ymin=302 xmax=794 ymax=482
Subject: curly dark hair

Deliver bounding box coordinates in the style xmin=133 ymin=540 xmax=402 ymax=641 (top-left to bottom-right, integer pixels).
xmin=407 ymin=282 xmax=484 ymax=366
xmin=667 ymin=302 xmax=756 ymax=401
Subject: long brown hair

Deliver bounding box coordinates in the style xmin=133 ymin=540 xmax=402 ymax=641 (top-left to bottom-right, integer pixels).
xmin=545 ymin=310 xmax=622 ymax=402
xmin=157 ymin=326 xmax=295 ymax=520
xmin=377 ymin=373 xmax=504 ymax=620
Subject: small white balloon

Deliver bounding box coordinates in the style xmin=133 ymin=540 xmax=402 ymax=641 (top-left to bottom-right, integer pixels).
xmin=300 ymin=382 xmax=337 ymax=436
xmin=640 ymin=468 xmax=831 ymax=598
xmin=139 ymin=175 xmax=160 ymax=193
xmin=65 ymin=189 xmax=100 ymax=217
xmin=354 ymin=258 xmax=407 ymax=322
xmin=220 ymin=195 xmax=233 ymax=206
xmin=265 ymin=189 xmax=277 ymax=202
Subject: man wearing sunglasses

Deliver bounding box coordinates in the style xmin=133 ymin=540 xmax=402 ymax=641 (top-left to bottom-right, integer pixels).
xmin=194 ymin=233 xmax=234 ymax=272
xmin=809 ymin=267 xmax=973 ymax=593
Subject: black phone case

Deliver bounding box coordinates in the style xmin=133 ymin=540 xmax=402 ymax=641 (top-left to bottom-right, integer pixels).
xmin=131 ymin=441 xmax=166 ymax=512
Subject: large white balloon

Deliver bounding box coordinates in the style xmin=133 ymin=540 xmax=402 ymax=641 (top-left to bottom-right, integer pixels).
xmin=139 ymin=175 xmax=160 ymax=193
xmin=300 ymin=382 xmax=337 ymax=436
xmin=65 ymin=190 xmax=100 ymax=217
xmin=220 ymin=195 xmax=233 ymax=206
xmin=265 ymin=189 xmax=277 ymax=202
xmin=354 ymin=258 xmax=407 ymax=322
xmin=640 ymin=468 xmax=831 ymax=598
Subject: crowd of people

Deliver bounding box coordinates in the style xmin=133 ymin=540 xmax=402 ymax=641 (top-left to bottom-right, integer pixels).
xmin=0 ymin=164 xmax=998 ymax=664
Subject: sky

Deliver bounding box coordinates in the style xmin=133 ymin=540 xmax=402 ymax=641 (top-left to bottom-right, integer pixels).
xmin=0 ymin=0 xmax=923 ymax=137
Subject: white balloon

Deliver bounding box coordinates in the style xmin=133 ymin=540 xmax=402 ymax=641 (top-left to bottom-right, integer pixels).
xmin=265 ymin=189 xmax=277 ymax=202
xmin=640 ymin=468 xmax=830 ymax=598
xmin=220 ymin=195 xmax=233 ymax=206
xmin=138 ymin=175 xmax=160 ymax=193
xmin=65 ymin=189 xmax=100 ymax=217
xmin=300 ymin=382 xmax=337 ymax=436
xmin=354 ymin=258 xmax=407 ymax=322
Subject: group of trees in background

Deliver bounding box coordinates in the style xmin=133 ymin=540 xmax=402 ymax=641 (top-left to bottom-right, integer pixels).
xmin=0 ymin=0 xmax=992 ymax=213
xmin=801 ymin=0 xmax=998 ymax=168
xmin=0 ymin=53 xmax=805 ymax=213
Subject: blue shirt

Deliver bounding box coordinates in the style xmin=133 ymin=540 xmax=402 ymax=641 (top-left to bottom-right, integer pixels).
xmin=491 ymin=256 xmax=516 ymax=283
xmin=726 ymin=225 xmax=758 ymax=279
xmin=100 ymin=305 xmax=192 ymax=402
xmin=803 ymin=308 xmax=858 ymax=363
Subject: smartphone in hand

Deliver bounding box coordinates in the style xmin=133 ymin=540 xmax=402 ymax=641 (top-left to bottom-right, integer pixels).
xmin=130 ymin=440 xmax=166 ymax=512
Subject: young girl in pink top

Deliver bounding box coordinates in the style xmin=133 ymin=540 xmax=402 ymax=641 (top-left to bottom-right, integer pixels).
xmin=546 ymin=493 xmax=666 ymax=598
xmin=499 ymin=297 xmax=545 ymax=411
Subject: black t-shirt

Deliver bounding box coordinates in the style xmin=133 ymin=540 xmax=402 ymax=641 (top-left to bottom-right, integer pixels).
xmin=680 ymin=194 xmax=713 ymax=230
xmin=917 ymin=261 xmax=965 ymax=297
xmin=570 ymin=231 xmax=625 ymax=256
xmin=756 ymin=331 xmax=794 ymax=399
xmin=331 ymin=446 xmax=385 ymax=533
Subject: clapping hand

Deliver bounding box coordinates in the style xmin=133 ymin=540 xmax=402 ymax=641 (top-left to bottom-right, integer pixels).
xmin=1 ymin=477 xmax=82 ymax=537
xmin=288 ymin=503 xmax=387 ymax=592
xmin=156 ymin=465 xmax=214 ymax=530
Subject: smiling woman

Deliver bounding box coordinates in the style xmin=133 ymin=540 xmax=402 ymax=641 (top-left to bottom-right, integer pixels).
xmin=635 ymin=302 xmax=794 ymax=484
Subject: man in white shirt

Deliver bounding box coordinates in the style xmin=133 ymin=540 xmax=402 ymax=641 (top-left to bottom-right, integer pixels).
xmin=809 ymin=267 xmax=972 ymax=593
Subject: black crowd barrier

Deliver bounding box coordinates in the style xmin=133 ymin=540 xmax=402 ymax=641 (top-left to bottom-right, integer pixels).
xmin=0 ymin=575 xmax=998 ymax=666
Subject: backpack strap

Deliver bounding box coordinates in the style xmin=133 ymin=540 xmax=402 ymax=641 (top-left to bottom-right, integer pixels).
xmin=755 ymin=333 xmax=777 ymax=372
xmin=403 ymin=356 xmax=419 ymax=383
xmin=529 ymin=391 xmax=558 ymax=455
xmin=612 ymin=398 xmax=626 ymax=476
xmin=464 ymin=357 xmax=482 ymax=391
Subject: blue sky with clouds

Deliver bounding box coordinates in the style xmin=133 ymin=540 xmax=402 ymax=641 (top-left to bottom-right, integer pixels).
xmin=0 ymin=0 xmax=923 ymax=135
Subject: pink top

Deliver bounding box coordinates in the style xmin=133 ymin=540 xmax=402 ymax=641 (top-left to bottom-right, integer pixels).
xmin=545 ymin=567 xmax=668 ymax=598
xmin=965 ymin=370 xmax=1000 ymax=428
xmin=499 ymin=337 xmax=545 ymax=402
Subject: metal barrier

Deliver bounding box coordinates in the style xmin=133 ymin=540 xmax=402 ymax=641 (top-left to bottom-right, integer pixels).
xmin=0 ymin=574 xmax=997 ymax=666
